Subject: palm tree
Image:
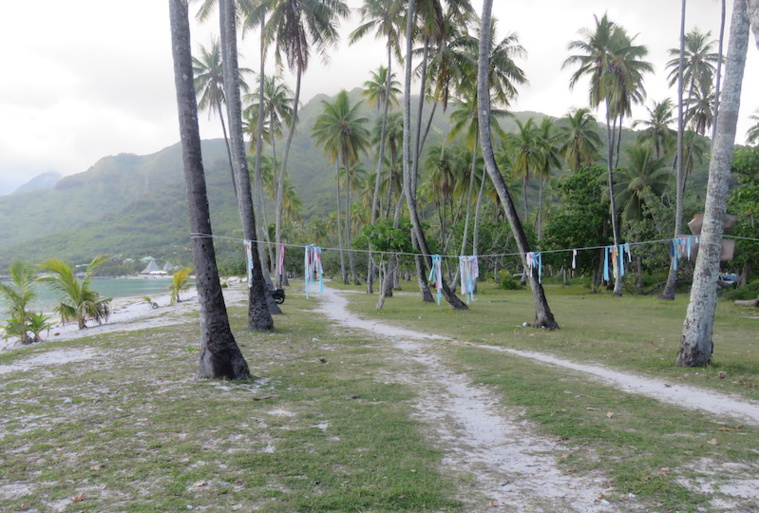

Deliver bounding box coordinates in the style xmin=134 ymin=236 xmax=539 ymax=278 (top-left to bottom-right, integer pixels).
xmin=747 ymin=110 xmax=759 ymax=144
xmin=666 ymin=28 xmax=719 ymax=95
xmin=507 ymin=118 xmax=541 ymax=222
xmin=37 ymin=255 xmax=112 ymax=330
xmin=243 ymin=73 xmax=294 ymax=277
xmin=350 ymin=0 xmax=404 ymax=292
xmin=0 ymin=261 xmax=38 ymax=344
xmin=478 ymin=0 xmax=557 ymax=328
xmin=563 ymin=14 xmax=652 ymax=296
xmin=533 ymin=117 xmax=561 ymax=241
xmin=312 ymin=90 xmax=371 ymax=284
xmin=219 ymin=0 xmax=275 ymax=326
xmin=169 ymin=0 xmax=250 ymax=380
xmin=557 ymin=108 xmax=602 ymax=173
xmin=679 ymin=0 xmax=750 ymax=366
xmin=169 ymin=267 xmax=194 ymax=305
xmin=633 ymin=99 xmax=676 ymax=160
xmin=266 ymin=0 xmax=348 ymax=286
xmin=614 ymin=144 xmax=671 ymax=227
xmin=193 ymin=37 xmax=251 ymax=196
xmin=402 ymin=0 xmax=467 ymax=309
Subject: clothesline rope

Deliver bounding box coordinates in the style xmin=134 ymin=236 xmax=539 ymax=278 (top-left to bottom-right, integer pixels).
xmin=189 ymin=233 xmax=759 ymax=261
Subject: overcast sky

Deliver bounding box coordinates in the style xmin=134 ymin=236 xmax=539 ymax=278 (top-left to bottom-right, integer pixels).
xmin=1 ymin=0 xmax=756 ymax=195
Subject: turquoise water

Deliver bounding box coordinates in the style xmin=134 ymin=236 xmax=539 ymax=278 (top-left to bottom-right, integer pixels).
xmin=1 ymin=277 xmax=183 ymax=315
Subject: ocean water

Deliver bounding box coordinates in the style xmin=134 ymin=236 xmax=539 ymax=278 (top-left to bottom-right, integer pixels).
xmin=1 ymin=277 xmax=185 ymax=315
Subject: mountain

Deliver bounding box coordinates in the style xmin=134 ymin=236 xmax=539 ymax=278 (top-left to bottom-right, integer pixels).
xmin=13 ymin=171 xmax=62 ymax=194
xmin=0 ymin=88 xmax=710 ymax=270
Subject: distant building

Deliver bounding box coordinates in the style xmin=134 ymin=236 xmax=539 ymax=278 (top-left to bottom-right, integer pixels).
xmin=139 ymin=258 xmax=167 ymax=277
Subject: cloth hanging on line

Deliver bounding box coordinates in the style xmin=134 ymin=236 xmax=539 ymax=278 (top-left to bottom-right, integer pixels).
xmin=243 ymin=240 xmax=254 ymax=288
xmin=427 ymin=255 xmax=443 ymax=305
xmin=278 ymin=243 xmax=285 ymax=276
xmin=572 ymin=249 xmax=578 ymax=270
xmin=459 ymin=256 xmax=479 ymax=304
xmin=670 ymin=236 xmax=699 ymax=271
xmin=526 ymin=252 xmax=543 ymax=283
xmin=604 ymin=244 xmax=630 ymax=282
xmin=304 ymin=244 xmax=323 ymax=298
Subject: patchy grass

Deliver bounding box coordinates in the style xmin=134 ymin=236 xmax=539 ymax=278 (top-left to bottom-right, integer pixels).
xmin=344 ymin=280 xmax=759 ymax=401
xmin=0 ymin=294 xmax=461 ymax=513
xmin=2 ymin=282 xmax=759 ymax=512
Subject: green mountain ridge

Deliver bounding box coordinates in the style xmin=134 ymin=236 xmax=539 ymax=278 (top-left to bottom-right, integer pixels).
xmin=0 ymin=88 xmax=703 ymax=270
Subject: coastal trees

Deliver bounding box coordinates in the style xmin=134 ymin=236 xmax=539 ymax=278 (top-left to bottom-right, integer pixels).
xmin=169 ymin=0 xmax=250 ymax=379
xmin=38 ymin=255 xmax=112 ymax=331
xmin=556 ymin=108 xmax=602 ymax=173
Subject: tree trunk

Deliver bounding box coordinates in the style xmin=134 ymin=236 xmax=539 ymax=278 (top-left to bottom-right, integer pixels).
xmin=403 ymin=0 xmax=466 ymax=310
xmin=660 ymin=0 xmax=688 ymax=301
xmin=712 ymin=0 xmax=727 ymax=144
xmin=678 ymin=0 xmax=750 ymax=367
xmin=169 ymin=0 xmax=250 ymax=379
xmin=252 ymin=15 xmax=281 ymax=315
xmin=335 ymin=166 xmax=347 ymax=283
xmin=477 ymin=0 xmax=558 ymax=329
xmin=605 ymin=107 xmax=623 ymax=296
xmin=219 ymin=0 xmax=274 ymax=331
xmin=346 ymin=163 xmax=358 ymax=284
xmin=367 ymin=45 xmax=395 ymax=295
xmin=216 ymin=98 xmax=237 ymax=198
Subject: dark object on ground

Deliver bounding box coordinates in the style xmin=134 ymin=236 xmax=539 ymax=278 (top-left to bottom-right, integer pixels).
xmin=270 ymin=288 xmax=286 ymax=305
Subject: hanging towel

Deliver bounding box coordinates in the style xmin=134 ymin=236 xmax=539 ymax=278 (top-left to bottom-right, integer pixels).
xmin=427 ymin=255 xmax=443 ymax=305
xmin=278 ymin=243 xmax=285 ymax=276
xmin=304 ymin=244 xmax=324 ymax=298
xmin=244 ymin=240 xmax=254 ymax=288
xmin=459 ymin=256 xmax=479 ymax=304
xmin=572 ymin=249 xmax=577 ymax=270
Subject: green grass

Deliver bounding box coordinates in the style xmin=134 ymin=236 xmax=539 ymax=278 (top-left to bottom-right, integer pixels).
xmin=343 ymin=279 xmax=759 ymax=401
xmin=0 ymin=294 xmax=461 ymax=513
xmin=2 ymin=282 xmax=759 ymax=512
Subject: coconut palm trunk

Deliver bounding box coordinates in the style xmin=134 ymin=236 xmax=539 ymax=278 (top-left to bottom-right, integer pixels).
xmin=478 ymin=0 xmax=558 ymax=329
xmin=660 ymin=0 xmax=688 ymax=301
xmin=403 ymin=0 xmax=465 ymax=309
xmin=604 ymin=106 xmax=624 ymax=296
xmin=678 ymin=0 xmax=750 ymax=366
xmin=712 ymin=0 xmax=727 ymax=143
xmin=169 ymin=0 xmax=251 ymax=379
xmin=219 ymin=0 xmax=273 ymax=330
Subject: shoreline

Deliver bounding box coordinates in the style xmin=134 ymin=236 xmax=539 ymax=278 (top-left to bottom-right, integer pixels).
xmin=0 ymin=285 xmax=244 ymax=353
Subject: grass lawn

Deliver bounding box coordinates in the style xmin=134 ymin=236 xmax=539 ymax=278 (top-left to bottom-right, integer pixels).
xmin=1 ymin=281 xmax=758 ymax=512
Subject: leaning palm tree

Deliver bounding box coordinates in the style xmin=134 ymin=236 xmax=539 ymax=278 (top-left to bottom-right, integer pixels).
xmin=402 ymin=0 xmax=468 ymax=309
xmin=219 ymin=0 xmax=276 ymax=324
xmin=169 ymin=0 xmax=251 ymax=379
xmin=312 ymin=90 xmax=371 ymax=284
xmin=477 ymin=0 xmax=557 ymax=328
xmin=37 ymin=255 xmax=112 ymax=330
xmin=0 ymin=261 xmax=38 ymax=344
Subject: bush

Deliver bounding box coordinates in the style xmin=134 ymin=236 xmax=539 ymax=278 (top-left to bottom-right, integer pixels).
xmin=498 ymin=270 xmax=521 ymax=290
xmin=724 ymin=281 xmax=759 ymax=301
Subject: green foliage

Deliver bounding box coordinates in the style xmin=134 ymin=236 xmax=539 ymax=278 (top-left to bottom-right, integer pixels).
xmin=497 ymin=270 xmax=521 ymax=290
xmin=37 ymin=255 xmax=112 ymax=330
xmin=543 ymin=166 xmax=609 ymax=275
xmin=353 ymin=217 xmax=415 ymax=260
xmin=27 ymin=312 xmax=53 ymax=342
xmin=168 ymin=267 xmax=194 ymax=305
xmin=0 ymin=261 xmax=38 ymax=344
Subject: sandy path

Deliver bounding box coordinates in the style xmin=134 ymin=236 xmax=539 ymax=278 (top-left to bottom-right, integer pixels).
xmin=317 ymin=287 xmax=623 ymax=512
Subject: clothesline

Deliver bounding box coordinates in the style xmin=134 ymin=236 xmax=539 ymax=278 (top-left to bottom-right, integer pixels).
xmin=191 ymin=232 xmax=734 ymax=262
